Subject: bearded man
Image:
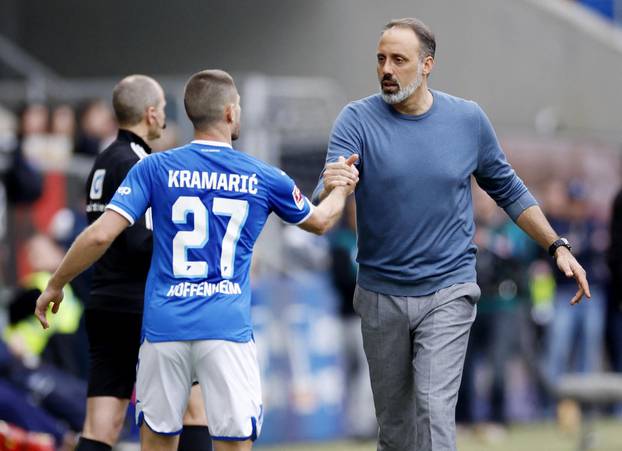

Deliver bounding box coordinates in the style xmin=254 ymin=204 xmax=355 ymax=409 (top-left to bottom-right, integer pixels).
xmin=313 ymin=17 xmax=590 ymax=451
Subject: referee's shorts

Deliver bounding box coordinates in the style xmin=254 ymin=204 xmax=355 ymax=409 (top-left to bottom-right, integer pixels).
xmin=85 ymin=302 xmax=142 ymax=398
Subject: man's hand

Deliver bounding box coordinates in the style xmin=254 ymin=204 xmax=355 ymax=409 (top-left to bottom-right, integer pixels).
xmin=555 ymin=247 xmax=591 ymax=304
xmin=32 ymin=209 xmax=130 ymax=330
xmin=323 ymin=154 xmax=359 ymax=194
xmin=300 ymin=156 xmax=359 ymax=235
xmin=34 ymin=285 xmax=64 ymax=329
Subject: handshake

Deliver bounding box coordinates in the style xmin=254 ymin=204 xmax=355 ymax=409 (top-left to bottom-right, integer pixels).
xmin=322 ymin=154 xmax=360 ymax=197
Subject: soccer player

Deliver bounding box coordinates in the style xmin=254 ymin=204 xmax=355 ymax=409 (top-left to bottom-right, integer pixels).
xmin=79 ymin=74 xmax=211 ymax=451
xmin=35 ymin=69 xmax=358 ymax=451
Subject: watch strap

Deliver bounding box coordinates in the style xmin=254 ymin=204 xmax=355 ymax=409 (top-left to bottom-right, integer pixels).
xmin=548 ymin=237 xmax=571 ymax=257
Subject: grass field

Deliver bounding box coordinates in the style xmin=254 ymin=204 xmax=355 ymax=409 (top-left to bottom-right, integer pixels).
xmin=259 ymin=420 xmax=622 ymax=451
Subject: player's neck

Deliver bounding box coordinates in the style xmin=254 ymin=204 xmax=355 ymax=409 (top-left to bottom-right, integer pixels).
xmin=193 ymin=128 xmax=232 ymax=146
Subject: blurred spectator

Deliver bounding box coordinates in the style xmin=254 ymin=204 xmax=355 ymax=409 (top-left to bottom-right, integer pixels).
xmin=3 ymin=105 xmax=45 ymax=205
xmin=20 ymin=104 xmax=49 ymax=136
xmin=75 ymin=99 xmax=116 ymax=156
xmin=0 ymin=219 xmax=85 ymax=451
xmin=328 ymin=198 xmax=376 ymax=439
xmin=3 ymin=235 xmax=84 ymax=377
xmin=545 ymin=180 xmax=608 ymax=383
xmin=0 ymin=104 xmax=44 ymax=285
xmin=11 ymin=102 xmax=77 ymax=168
xmin=46 ymin=104 xmax=78 ymax=163
xmin=20 ymin=103 xmax=52 ymax=166
xmin=50 ymin=105 xmax=76 ymax=138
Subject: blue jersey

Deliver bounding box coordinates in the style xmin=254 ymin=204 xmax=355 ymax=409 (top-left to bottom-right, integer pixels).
xmin=107 ymin=140 xmax=313 ymax=343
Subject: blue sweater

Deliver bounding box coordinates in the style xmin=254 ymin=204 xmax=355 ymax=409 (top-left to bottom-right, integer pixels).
xmin=313 ymin=90 xmax=537 ymax=296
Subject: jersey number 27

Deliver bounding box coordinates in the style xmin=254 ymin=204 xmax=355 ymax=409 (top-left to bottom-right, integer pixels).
xmin=172 ymin=196 xmax=248 ymax=279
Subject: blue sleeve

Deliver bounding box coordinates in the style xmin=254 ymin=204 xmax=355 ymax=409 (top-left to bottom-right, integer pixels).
xmin=473 ymin=104 xmax=538 ymax=221
xmin=106 ymin=157 xmax=152 ymax=224
xmin=267 ymin=167 xmax=313 ymax=225
xmin=312 ymin=104 xmax=363 ymax=204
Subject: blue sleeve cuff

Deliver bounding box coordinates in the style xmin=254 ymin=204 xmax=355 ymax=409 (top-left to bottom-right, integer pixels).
xmin=504 ymin=190 xmax=538 ymax=222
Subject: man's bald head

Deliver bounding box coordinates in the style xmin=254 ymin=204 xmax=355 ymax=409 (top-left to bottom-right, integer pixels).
xmin=184 ymin=70 xmax=238 ymax=131
xmin=112 ymin=75 xmax=164 ymax=127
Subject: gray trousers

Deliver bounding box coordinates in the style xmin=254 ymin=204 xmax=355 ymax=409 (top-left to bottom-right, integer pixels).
xmin=354 ymin=283 xmax=480 ymax=451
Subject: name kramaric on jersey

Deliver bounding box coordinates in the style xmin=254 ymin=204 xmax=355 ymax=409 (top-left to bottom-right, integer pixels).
xmin=167 ymin=280 xmax=242 ymax=298
xmin=168 ymin=170 xmax=259 ymax=194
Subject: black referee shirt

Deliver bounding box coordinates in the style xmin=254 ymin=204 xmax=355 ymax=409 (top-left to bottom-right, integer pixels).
xmin=84 ymin=129 xmax=152 ymax=312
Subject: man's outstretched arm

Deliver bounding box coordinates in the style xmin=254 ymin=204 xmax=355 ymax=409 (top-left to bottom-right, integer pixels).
xmin=301 ymin=155 xmax=358 ymax=235
xmin=515 ymin=204 xmax=591 ymax=305
xmin=34 ymin=210 xmax=130 ymax=329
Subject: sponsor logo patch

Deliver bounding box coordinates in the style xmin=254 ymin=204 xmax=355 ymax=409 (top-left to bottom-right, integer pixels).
xmin=117 ymin=186 xmax=132 ymax=195
xmin=292 ymin=186 xmax=304 ymax=210
xmin=89 ymin=169 xmax=106 ymax=200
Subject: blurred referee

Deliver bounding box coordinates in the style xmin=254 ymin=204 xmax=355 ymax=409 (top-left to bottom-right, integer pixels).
xmin=80 ymin=75 xmax=211 ymax=451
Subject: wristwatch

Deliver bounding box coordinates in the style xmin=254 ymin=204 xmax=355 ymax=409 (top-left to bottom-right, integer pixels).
xmin=548 ymin=237 xmax=572 ymax=257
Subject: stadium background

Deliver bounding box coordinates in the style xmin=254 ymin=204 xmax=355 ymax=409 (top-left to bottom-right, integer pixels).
xmin=1 ymin=0 xmax=622 ymax=449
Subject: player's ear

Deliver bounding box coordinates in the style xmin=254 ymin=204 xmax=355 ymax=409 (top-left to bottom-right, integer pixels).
xmin=224 ymin=103 xmax=234 ymax=125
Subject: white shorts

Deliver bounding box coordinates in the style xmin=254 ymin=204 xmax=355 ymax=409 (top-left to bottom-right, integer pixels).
xmin=135 ymin=339 xmax=263 ymax=440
